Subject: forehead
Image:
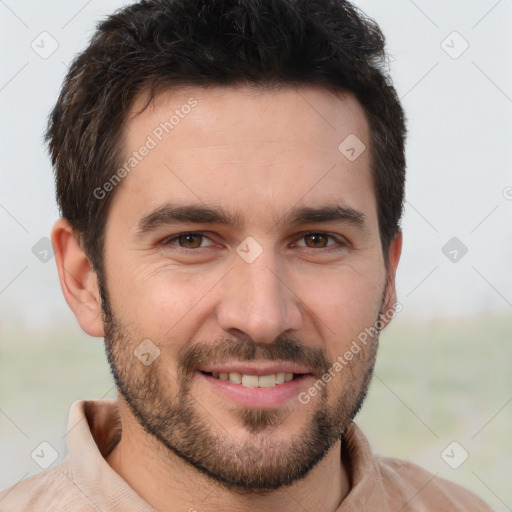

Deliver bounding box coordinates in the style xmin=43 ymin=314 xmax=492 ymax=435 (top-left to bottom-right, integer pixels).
xmin=110 ymin=84 xmax=375 ymax=230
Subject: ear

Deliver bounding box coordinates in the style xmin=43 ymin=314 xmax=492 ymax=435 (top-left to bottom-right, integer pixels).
xmin=380 ymin=230 xmax=403 ymax=327
xmin=51 ymin=219 xmax=105 ymax=337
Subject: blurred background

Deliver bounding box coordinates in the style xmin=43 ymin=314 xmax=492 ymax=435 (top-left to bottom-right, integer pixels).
xmin=1 ymin=0 xmax=511 ymax=509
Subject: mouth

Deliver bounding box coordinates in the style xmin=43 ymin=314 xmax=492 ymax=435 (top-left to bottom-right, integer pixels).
xmin=199 ymin=370 xmax=302 ymax=388
xmin=196 ymin=364 xmax=313 ymax=409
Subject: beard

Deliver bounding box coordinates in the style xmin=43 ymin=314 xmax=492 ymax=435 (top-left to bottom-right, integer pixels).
xmin=99 ymin=281 xmax=383 ymax=492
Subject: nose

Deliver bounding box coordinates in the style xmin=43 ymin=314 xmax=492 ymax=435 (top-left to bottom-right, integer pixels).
xmin=216 ymin=251 xmax=303 ymax=344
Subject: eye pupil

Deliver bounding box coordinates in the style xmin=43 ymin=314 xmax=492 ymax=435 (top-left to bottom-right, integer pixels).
xmin=305 ymin=233 xmax=327 ymax=248
xmin=179 ymin=234 xmax=202 ymax=248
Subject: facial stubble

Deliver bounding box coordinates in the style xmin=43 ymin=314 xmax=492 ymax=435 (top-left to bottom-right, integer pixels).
xmin=100 ymin=281 xmax=383 ymax=492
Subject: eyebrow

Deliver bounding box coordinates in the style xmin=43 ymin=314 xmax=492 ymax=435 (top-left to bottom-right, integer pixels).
xmin=136 ymin=202 xmax=367 ymax=234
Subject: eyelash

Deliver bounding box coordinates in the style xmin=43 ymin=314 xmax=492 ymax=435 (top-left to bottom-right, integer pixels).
xmin=162 ymin=231 xmax=347 ymax=252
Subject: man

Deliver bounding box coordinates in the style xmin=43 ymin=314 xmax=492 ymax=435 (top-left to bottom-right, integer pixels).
xmin=0 ymin=0 xmax=493 ymax=510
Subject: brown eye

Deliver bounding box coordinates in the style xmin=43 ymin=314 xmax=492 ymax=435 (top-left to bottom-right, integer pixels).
xmin=302 ymin=233 xmax=331 ymax=248
xmin=177 ymin=233 xmax=203 ymax=248
xmin=167 ymin=233 xmax=209 ymax=249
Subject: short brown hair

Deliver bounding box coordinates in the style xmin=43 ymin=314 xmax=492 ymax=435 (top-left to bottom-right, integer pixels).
xmin=46 ymin=0 xmax=406 ymax=275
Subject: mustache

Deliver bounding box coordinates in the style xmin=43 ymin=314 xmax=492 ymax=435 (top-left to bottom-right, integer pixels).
xmin=177 ymin=332 xmax=331 ymax=381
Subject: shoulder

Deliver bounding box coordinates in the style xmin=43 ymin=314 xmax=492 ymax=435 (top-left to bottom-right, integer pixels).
xmin=0 ymin=460 xmax=97 ymax=512
xmin=375 ymin=456 xmax=494 ymax=511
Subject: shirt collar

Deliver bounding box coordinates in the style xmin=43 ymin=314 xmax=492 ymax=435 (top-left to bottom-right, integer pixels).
xmin=66 ymin=399 xmax=382 ymax=511
xmin=66 ymin=399 xmax=156 ymax=511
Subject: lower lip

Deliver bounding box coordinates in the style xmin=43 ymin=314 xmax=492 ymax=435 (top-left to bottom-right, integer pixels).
xmin=197 ymin=372 xmax=313 ymax=409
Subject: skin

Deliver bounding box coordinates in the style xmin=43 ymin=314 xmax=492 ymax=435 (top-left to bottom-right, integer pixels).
xmin=52 ymin=85 xmax=402 ymax=512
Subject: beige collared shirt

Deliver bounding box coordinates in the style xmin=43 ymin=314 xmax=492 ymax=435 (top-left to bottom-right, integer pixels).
xmin=0 ymin=400 xmax=493 ymax=511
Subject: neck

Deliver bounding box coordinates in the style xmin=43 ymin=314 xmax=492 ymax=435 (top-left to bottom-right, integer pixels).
xmin=105 ymin=400 xmax=350 ymax=512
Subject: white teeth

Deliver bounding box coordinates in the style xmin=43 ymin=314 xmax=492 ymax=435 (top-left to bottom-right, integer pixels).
xmin=208 ymin=371 xmax=301 ymax=387
xmin=229 ymin=372 xmax=242 ymax=384
xmin=275 ymin=372 xmax=285 ymax=385
xmin=241 ymin=374 xmax=259 ymax=387
xmin=258 ymin=374 xmax=277 ymax=387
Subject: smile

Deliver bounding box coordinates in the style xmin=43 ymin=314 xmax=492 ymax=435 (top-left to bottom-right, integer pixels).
xmin=201 ymin=371 xmax=297 ymax=388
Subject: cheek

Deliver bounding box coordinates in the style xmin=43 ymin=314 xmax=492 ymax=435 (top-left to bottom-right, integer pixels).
xmin=112 ymin=267 xmax=222 ymax=348
xmin=302 ymin=266 xmax=385 ymax=360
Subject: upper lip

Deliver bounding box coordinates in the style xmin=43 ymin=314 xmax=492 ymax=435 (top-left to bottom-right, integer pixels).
xmin=197 ymin=362 xmax=311 ymax=376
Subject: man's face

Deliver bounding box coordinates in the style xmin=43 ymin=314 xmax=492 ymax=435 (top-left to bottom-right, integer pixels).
xmin=100 ymin=85 xmax=399 ymax=490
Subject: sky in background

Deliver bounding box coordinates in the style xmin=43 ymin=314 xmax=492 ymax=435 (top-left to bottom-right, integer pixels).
xmin=0 ymin=0 xmax=511 ymax=330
